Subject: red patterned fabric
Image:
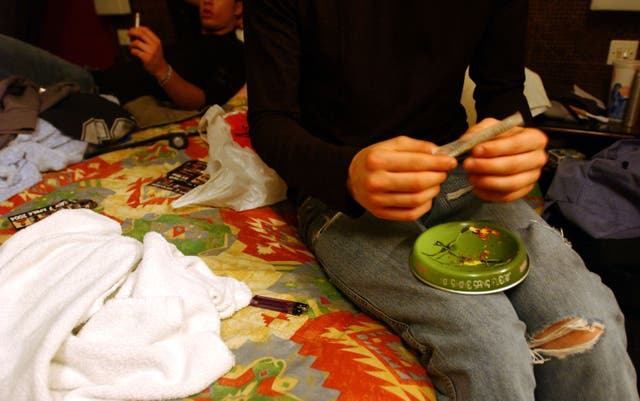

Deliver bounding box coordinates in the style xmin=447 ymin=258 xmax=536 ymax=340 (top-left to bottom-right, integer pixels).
xmin=0 ymin=107 xmax=437 ymax=400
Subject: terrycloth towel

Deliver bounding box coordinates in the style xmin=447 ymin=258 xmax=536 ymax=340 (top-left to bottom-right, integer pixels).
xmin=0 ymin=209 xmax=252 ymax=401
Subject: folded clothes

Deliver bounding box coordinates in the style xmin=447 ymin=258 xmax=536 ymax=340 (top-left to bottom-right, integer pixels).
xmin=0 ymin=118 xmax=87 ymax=202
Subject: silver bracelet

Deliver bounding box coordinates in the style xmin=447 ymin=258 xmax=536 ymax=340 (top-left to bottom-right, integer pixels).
xmin=158 ymin=64 xmax=173 ymax=87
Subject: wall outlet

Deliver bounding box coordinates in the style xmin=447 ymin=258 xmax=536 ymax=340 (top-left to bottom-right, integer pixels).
xmin=117 ymin=29 xmax=131 ymax=46
xmin=607 ymin=40 xmax=639 ymax=65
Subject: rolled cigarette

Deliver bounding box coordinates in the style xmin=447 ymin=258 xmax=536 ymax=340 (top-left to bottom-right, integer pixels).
xmin=432 ymin=111 xmax=524 ymax=157
xmin=134 ymin=12 xmax=140 ymax=28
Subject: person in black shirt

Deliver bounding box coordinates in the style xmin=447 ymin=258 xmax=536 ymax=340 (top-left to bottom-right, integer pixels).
xmin=0 ymin=0 xmax=244 ymax=110
xmin=243 ymin=1 xmax=639 ymax=400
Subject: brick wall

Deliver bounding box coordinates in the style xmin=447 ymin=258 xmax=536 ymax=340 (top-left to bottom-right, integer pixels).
xmin=527 ymin=0 xmax=640 ymax=101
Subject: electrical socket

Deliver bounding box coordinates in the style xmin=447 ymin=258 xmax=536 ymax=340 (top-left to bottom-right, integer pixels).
xmin=607 ymin=40 xmax=639 ymax=65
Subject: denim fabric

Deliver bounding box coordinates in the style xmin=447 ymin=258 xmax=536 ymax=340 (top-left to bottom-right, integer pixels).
xmin=0 ymin=34 xmax=95 ymax=92
xmin=297 ymin=167 xmax=638 ymax=401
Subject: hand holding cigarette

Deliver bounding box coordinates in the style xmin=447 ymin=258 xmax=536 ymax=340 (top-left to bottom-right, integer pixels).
xmin=128 ymin=19 xmax=168 ymax=81
xmin=460 ymin=111 xmax=548 ymax=203
xmin=432 ymin=112 xmax=524 ymax=157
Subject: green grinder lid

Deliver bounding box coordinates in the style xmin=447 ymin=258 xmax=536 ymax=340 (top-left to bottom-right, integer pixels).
xmin=410 ymin=221 xmax=529 ymax=294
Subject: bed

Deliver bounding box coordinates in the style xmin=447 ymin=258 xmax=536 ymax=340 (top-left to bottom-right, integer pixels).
xmin=0 ymin=95 xmax=450 ymax=401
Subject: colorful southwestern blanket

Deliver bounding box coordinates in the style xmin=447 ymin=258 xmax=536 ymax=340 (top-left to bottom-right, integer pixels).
xmin=0 ymin=101 xmax=438 ymax=401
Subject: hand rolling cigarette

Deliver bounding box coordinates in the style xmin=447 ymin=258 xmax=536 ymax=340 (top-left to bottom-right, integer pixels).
xmin=432 ymin=112 xmax=524 ymax=157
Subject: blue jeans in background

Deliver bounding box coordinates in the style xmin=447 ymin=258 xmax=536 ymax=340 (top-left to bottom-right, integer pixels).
xmin=297 ymin=167 xmax=639 ymax=401
xmin=0 ymin=34 xmax=95 ymax=92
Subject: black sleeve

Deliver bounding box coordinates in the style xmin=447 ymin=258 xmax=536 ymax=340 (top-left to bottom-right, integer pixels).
xmin=469 ymin=0 xmax=533 ymax=124
xmin=244 ymin=0 xmax=360 ymax=214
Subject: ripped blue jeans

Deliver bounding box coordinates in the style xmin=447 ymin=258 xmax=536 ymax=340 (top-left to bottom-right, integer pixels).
xmin=297 ymin=167 xmax=638 ymax=401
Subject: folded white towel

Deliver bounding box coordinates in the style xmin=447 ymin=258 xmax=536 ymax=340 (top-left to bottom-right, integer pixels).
xmin=0 ymin=209 xmax=252 ymax=401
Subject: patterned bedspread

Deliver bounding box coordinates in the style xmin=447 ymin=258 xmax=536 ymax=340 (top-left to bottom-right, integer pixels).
xmin=0 ymin=101 xmax=439 ymax=400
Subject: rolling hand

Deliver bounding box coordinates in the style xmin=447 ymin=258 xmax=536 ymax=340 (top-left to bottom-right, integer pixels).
xmin=462 ymin=118 xmax=548 ymax=202
xmin=347 ymin=136 xmax=458 ymax=221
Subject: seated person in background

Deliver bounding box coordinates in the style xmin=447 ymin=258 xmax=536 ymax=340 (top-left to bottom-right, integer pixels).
xmin=0 ymin=0 xmax=244 ymax=111
xmin=243 ymin=1 xmax=639 ymax=400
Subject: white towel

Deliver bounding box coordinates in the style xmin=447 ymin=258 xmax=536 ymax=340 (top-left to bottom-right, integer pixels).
xmin=0 ymin=209 xmax=252 ymax=401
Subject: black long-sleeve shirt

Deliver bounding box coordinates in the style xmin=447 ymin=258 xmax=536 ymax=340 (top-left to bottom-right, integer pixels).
xmin=96 ymin=32 xmax=245 ymax=107
xmin=245 ymin=0 xmax=532 ymax=214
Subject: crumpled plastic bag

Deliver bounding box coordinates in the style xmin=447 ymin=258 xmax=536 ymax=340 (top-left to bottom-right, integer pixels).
xmin=172 ymin=105 xmax=287 ymax=211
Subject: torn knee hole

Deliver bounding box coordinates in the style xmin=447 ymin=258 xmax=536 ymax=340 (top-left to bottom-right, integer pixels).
xmin=528 ymin=317 xmax=604 ymax=362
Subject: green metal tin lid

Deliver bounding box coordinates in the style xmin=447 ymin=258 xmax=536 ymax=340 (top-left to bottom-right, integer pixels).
xmin=410 ymin=221 xmax=529 ymax=294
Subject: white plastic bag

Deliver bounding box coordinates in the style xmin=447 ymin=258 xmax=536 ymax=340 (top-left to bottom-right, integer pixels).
xmin=172 ymin=105 xmax=287 ymax=211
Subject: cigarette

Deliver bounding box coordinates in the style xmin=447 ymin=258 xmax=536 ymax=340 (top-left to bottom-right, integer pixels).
xmin=250 ymin=295 xmax=309 ymax=315
xmin=134 ymin=12 xmax=140 ymax=28
xmin=432 ymin=111 xmax=524 ymax=157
